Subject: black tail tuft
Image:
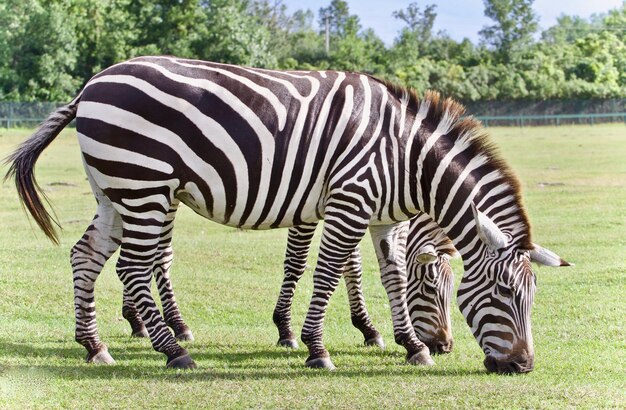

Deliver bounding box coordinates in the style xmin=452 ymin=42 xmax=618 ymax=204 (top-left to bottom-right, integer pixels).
xmin=4 ymin=101 xmax=79 ymax=245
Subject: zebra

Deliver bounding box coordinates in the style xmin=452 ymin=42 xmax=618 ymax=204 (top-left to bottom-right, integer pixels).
xmin=273 ymin=213 xmax=456 ymax=354
xmin=5 ymin=56 xmax=570 ymax=372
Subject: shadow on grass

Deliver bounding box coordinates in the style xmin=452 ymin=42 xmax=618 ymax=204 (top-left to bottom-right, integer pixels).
xmin=0 ymin=340 xmax=486 ymax=381
xmin=0 ymin=339 xmax=395 ymax=361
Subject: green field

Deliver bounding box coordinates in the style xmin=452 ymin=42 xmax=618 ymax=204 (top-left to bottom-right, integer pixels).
xmin=0 ymin=124 xmax=624 ymax=409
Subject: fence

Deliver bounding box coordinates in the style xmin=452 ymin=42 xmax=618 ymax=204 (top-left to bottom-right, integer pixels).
xmin=0 ymin=102 xmax=63 ymax=128
xmin=463 ymin=98 xmax=626 ymax=126
xmin=1 ymin=99 xmax=625 ymax=128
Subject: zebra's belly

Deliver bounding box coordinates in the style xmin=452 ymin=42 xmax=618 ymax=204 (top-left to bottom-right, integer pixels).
xmin=176 ymin=180 xmax=323 ymax=230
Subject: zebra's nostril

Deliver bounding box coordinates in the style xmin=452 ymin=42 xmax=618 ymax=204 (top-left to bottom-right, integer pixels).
xmin=436 ymin=340 xmax=453 ymax=354
xmin=484 ymin=356 xmax=498 ymax=373
xmin=483 ymin=354 xmax=534 ymax=374
xmin=425 ymin=339 xmax=453 ymax=355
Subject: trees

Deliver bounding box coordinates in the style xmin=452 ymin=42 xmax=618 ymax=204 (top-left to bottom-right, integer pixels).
xmin=479 ymin=0 xmax=538 ymax=62
xmin=0 ymin=0 xmax=623 ymax=102
xmin=0 ymin=0 xmax=80 ymax=101
xmin=393 ymin=3 xmax=437 ymax=45
xmin=199 ymin=0 xmax=276 ymax=67
xmin=391 ymin=3 xmax=437 ymax=62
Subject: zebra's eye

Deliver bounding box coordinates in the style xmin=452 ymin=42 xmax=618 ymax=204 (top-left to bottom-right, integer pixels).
xmin=497 ymin=284 xmax=514 ymax=298
xmin=488 ymin=249 xmax=498 ymax=258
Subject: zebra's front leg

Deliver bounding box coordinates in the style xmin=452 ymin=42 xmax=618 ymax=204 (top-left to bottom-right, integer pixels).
xmin=117 ymin=216 xmax=195 ymax=369
xmin=342 ymin=248 xmax=385 ymax=349
xmin=273 ymin=223 xmax=317 ymax=349
xmin=300 ymin=215 xmax=368 ymax=370
xmin=71 ymin=197 xmax=122 ymax=364
xmin=369 ymin=222 xmax=435 ymax=366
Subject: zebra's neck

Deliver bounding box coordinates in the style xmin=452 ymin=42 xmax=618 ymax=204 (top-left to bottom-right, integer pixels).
xmin=399 ymin=91 xmax=532 ymax=257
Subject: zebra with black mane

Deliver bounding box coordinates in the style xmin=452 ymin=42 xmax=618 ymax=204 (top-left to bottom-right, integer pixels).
xmin=6 ymin=56 xmax=570 ymax=373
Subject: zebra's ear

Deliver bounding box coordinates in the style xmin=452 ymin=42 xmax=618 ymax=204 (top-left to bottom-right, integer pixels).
xmin=471 ymin=202 xmax=509 ymax=250
xmin=530 ymin=243 xmax=573 ymax=267
xmin=415 ymin=245 xmax=438 ymax=264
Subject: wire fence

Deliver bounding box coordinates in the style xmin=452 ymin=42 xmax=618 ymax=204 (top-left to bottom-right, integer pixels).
xmin=463 ymin=98 xmax=626 ymax=126
xmin=1 ymin=99 xmax=625 ymax=128
xmin=0 ymin=102 xmax=64 ymax=128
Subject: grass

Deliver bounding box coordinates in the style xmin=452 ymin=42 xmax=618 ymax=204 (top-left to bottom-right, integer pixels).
xmin=0 ymin=124 xmax=625 ymax=409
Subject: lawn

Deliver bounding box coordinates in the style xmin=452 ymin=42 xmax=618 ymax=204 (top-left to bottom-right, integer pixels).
xmin=0 ymin=124 xmax=624 ymax=409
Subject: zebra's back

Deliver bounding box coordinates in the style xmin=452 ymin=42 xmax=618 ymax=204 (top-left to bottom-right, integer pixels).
xmin=76 ymin=56 xmax=398 ymax=229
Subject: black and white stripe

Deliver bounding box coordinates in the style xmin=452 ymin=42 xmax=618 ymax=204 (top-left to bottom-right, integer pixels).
xmin=273 ymin=212 xmax=457 ymax=354
xmin=6 ymin=56 xmax=570 ymax=372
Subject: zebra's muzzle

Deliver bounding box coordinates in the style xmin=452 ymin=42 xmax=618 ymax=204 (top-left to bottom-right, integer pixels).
xmin=483 ymin=353 xmax=534 ymax=374
xmin=424 ymin=339 xmax=454 ymax=355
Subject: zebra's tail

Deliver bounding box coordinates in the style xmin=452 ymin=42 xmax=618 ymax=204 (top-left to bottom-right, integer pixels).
xmin=3 ymin=94 xmax=81 ymax=245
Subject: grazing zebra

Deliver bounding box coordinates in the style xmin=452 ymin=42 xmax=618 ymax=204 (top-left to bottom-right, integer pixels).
xmin=6 ymin=56 xmax=570 ymax=372
xmin=405 ymin=213 xmax=456 ymax=354
xmin=273 ymin=213 xmax=456 ymax=354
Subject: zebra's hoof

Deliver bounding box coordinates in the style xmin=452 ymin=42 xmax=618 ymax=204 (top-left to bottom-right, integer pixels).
xmin=175 ymin=330 xmax=195 ymax=342
xmin=407 ymin=350 xmax=435 ymax=366
xmin=305 ymin=357 xmax=336 ymax=370
xmin=166 ymin=353 xmax=197 ymax=369
xmin=131 ymin=327 xmax=149 ymax=338
xmin=86 ymin=347 xmax=115 ymax=365
xmin=277 ymin=339 xmax=299 ymax=349
xmin=364 ymin=335 xmax=386 ymax=350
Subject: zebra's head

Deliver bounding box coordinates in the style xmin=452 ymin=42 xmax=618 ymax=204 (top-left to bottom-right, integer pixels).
xmin=457 ymin=203 xmax=571 ymax=374
xmin=407 ymin=247 xmax=455 ymax=354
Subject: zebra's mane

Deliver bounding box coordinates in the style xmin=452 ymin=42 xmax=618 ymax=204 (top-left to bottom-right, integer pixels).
xmin=373 ymin=77 xmax=533 ymax=250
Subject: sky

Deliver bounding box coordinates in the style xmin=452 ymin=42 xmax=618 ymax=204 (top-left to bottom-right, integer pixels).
xmin=280 ymin=0 xmax=624 ymax=45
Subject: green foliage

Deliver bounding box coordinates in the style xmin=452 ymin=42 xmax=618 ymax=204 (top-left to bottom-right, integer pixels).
xmin=0 ymin=0 xmax=80 ymax=101
xmin=479 ymin=0 xmax=538 ymax=62
xmin=0 ymin=0 xmax=624 ymax=101
xmin=199 ymin=0 xmax=276 ymax=67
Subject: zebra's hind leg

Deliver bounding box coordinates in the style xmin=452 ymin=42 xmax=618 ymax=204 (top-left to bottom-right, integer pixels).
xmin=116 ymin=211 xmax=195 ymax=369
xmin=343 ymin=247 xmax=385 ymax=349
xmin=273 ymin=223 xmax=317 ymax=349
xmin=369 ymin=222 xmax=435 ymax=367
xmin=71 ymin=195 xmax=122 ymax=364
xmin=300 ymin=213 xmax=368 ymax=370
xmin=154 ymin=201 xmax=193 ymax=341
xmin=121 ymin=202 xmax=193 ymax=341
xmin=122 ymin=288 xmax=149 ymax=338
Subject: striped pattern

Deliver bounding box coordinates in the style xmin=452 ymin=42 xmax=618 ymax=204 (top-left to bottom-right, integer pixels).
xmin=271 ymin=223 xmax=389 ymax=350
xmin=120 ymin=202 xmax=193 ymax=341
xmin=405 ymin=213 xmax=456 ymax=353
xmin=273 ymin=213 xmax=457 ymax=354
xmin=76 ymin=56 xmax=433 ymax=367
xmin=6 ymin=56 xmax=569 ymax=372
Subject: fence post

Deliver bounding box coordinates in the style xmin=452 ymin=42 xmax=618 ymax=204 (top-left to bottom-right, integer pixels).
xmin=7 ymin=102 xmax=13 ymax=129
